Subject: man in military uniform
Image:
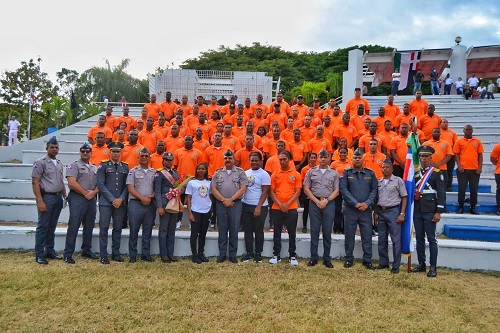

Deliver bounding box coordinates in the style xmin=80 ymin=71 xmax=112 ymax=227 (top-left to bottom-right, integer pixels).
xmin=340 ymin=148 xmax=378 ymax=269
xmin=126 ymin=147 xmax=157 ymax=262
xmin=211 ymin=150 xmax=249 ymax=263
xmin=373 ymin=158 xmax=408 ymax=274
xmin=64 ymin=143 xmax=99 ymax=264
xmin=411 ymin=145 xmax=446 ymax=277
xmin=303 ymin=149 xmax=340 ymax=268
xmin=31 ymin=136 xmax=67 ymax=264
xmin=96 ymin=142 xmax=129 ymax=264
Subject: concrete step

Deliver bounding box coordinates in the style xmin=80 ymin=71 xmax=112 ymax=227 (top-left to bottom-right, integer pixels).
xmin=1 ymin=225 xmax=498 ymax=271
xmin=450 ymin=182 xmax=492 ymax=193
xmin=443 ymin=224 xmax=500 ymax=242
xmin=22 ymin=150 xmax=79 ymax=165
xmin=0 ymin=164 xmax=36 ymax=179
xmin=439 ymin=213 xmax=500 ymax=234
xmin=445 ymin=202 xmax=497 ymax=214
xmin=445 ymin=192 xmax=496 ymax=203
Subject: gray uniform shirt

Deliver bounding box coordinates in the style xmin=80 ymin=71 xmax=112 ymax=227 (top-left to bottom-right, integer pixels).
xmin=211 ymin=166 xmax=249 ymax=198
xmin=66 ymin=159 xmax=97 ymax=191
xmin=377 ymin=175 xmax=407 ymax=207
xmin=303 ymin=166 xmax=339 ymax=198
xmin=31 ymin=156 xmax=65 ymax=193
xmin=126 ymin=165 xmax=156 ymax=199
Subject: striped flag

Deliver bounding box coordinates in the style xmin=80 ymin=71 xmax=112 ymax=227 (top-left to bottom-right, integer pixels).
xmin=394 ymin=51 xmax=421 ymax=90
xmin=29 ymin=87 xmax=35 ymax=106
xmin=401 ymin=146 xmax=417 ymax=255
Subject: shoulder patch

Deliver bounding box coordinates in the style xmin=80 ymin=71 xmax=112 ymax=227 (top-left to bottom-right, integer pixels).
xmin=102 ymin=159 xmax=109 ymax=163
xmin=156 ymin=168 xmax=163 ymax=172
xmin=121 ymin=161 xmax=128 ymax=164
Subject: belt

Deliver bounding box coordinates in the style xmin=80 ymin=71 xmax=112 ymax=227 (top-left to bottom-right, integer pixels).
xmin=314 ymin=196 xmax=329 ymax=201
xmin=42 ymin=191 xmax=61 ymax=196
xmin=377 ymin=205 xmax=399 ymax=211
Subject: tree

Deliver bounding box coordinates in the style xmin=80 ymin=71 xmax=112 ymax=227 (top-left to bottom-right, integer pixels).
xmin=0 ymin=58 xmax=57 ymax=139
xmin=42 ymin=96 xmax=72 ymax=129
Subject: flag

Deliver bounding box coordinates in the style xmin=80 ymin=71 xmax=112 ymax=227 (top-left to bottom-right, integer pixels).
xmin=70 ymin=90 xmax=77 ymax=110
xmin=394 ymin=51 xmax=421 ymax=90
xmin=29 ymin=87 xmax=35 ymax=106
xmin=401 ymin=146 xmax=417 ymax=255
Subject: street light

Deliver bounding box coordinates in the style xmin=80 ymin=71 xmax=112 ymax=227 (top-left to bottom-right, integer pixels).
xmin=455 ymin=36 xmax=462 ymax=45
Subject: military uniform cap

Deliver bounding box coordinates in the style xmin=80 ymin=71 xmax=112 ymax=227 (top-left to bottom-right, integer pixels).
xmin=417 ymin=145 xmax=435 ymax=156
xmin=80 ymin=143 xmax=92 ymax=151
xmin=107 ymin=141 xmax=124 ymax=151
xmin=47 ymin=136 xmax=58 ymax=145
xmin=140 ymin=147 xmax=150 ymax=154
xmin=162 ymin=152 xmax=174 ymax=160
xmin=223 ymin=149 xmax=234 ymax=157
xmin=353 ymin=148 xmax=363 ymax=156
xmin=318 ymin=148 xmax=329 ymax=157
xmin=382 ymin=157 xmax=392 ymax=165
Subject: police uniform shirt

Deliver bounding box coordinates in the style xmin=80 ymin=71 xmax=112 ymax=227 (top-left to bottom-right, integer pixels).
xmin=31 ymin=155 xmax=65 ymax=193
xmin=97 ymin=160 xmax=129 ymax=205
xmin=377 ymin=175 xmax=407 ymax=207
xmin=126 ymin=165 xmax=156 ymax=199
xmin=340 ymin=167 xmax=378 ymax=207
xmin=211 ymin=166 xmax=249 ymax=199
xmin=66 ymin=159 xmax=98 ymax=191
xmin=303 ymin=166 xmax=339 ymax=198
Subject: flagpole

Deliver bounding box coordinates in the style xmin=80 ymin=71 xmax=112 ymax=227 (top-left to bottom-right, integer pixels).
xmin=407 ymin=254 xmax=411 ymax=273
xmin=28 ymin=86 xmax=32 ymax=140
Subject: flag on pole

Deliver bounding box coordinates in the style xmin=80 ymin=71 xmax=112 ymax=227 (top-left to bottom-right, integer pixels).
xmin=394 ymin=51 xmax=421 ymax=90
xmin=29 ymin=87 xmax=35 ymax=106
xmin=401 ymin=146 xmax=417 ymax=255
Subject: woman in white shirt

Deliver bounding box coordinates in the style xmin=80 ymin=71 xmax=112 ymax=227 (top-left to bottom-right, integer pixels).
xmin=185 ymin=162 xmax=212 ymax=264
xmin=443 ymin=74 xmax=454 ymax=95
xmin=454 ymin=77 xmax=465 ymax=95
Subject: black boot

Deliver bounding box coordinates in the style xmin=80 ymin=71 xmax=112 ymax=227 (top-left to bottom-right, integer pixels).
xmin=192 ymin=254 xmax=202 ymax=264
xmin=411 ymin=263 xmax=426 ymax=273
xmin=427 ymin=266 xmax=437 ymax=277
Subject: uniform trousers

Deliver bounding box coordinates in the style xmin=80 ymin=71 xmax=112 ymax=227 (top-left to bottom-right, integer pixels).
xmin=457 ymin=169 xmax=480 ymax=207
xmin=64 ymin=192 xmax=97 ymax=257
xmin=242 ymin=203 xmax=268 ymax=254
xmin=190 ymin=211 xmax=210 ymax=255
xmin=377 ymin=207 xmax=402 ymax=269
xmin=413 ymin=212 xmax=438 ymax=266
xmin=309 ymin=200 xmax=335 ymax=261
xmin=270 ymin=209 xmax=298 ymax=257
xmin=445 ymin=156 xmax=455 ymax=191
xmin=8 ymin=130 xmax=18 ymax=146
xmin=99 ymin=205 xmax=126 ymax=257
xmin=333 ymin=194 xmax=344 ymax=233
xmin=300 ymin=190 xmax=310 ymax=228
xmin=216 ymin=200 xmax=242 ymax=258
xmin=158 ymin=211 xmax=177 ymax=257
xmin=35 ymin=194 xmax=63 ymax=257
xmin=343 ymin=205 xmax=373 ymax=263
xmin=128 ymin=199 xmax=156 ymax=257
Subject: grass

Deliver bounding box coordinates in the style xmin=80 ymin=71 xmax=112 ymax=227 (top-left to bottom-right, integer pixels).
xmin=0 ymin=251 xmax=499 ymax=333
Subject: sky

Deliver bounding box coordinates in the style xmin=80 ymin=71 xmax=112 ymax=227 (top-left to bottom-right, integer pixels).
xmin=1 ymin=0 xmax=499 ymax=82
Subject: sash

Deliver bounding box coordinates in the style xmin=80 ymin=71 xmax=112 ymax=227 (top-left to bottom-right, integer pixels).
xmin=161 ymin=169 xmax=176 ymax=187
xmin=416 ymin=167 xmax=434 ymax=193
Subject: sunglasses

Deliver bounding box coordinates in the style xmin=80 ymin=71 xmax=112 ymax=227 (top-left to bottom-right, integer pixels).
xmin=80 ymin=150 xmax=91 ymax=153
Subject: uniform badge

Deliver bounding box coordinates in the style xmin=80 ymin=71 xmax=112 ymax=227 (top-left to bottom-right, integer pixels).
xmin=33 ymin=163 xmax=39 ymax=169
xmin=290 ymin=176 xmax=295 ymax=180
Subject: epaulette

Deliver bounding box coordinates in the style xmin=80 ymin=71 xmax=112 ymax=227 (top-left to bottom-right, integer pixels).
xmin=235 ymin=167 xmax=244 ymax=172
xmin=102 ymin=159 xmax=109 ymax=163
xmin=433 ymin=168 xmax=440 ymax=172
xmin=156 ymin=168 xmax=163 ymax=172
xmin=121 ymin=161 xmax=128 ymax=164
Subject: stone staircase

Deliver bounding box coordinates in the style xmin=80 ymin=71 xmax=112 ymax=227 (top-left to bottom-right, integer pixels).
xmin=0 ymin=100 xmax=499 ymax=270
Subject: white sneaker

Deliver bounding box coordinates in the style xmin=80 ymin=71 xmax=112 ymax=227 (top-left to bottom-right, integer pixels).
xmin=176 ymin=221 xmax=181 ymax=230
xmin=269 ymin=256 xmax=281 ymax=264
xmin=289 ymin=257 xmax=299 ymax=266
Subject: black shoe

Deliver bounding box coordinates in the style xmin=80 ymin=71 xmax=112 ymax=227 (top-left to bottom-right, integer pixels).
xmin=141 ymin=255 xmax=154 ymax=262
xmin=192 ymin=255 xmax=202 ymax=264
xmin=362 ymin=261 xmax=374 ymax=269
xmin=457 ymin=207 xmax=464 ymax=214
xmin=323 ymin=260 xmax=333 ymax=269
xmin=411 ymin=263 xmax=426 ymax=273
xmin=307 ymin=259 xmax=318 ymax=266
xmin=229 ymin=257 xmax=238 ymax=264
xmin=470 ymin=207 xmax=479 ymax=215
xmin=81 ymin=251 xmax=98 ymax=259
xmin=391 ymin=267 xmax=400 ymax=274
xmin=199 ymin=254 xmax=209 ymax=263
xmin=111 ymin=255 xmax=124 ymax=262
xmin=64 ymin=256 xmax=75 ymax=264
xmin=302 ymin=226 xmax=308 ymax=233
xmin=241 ymin=252 xmax=254 ymax=262
xmin=496 ymin=209 xmax=500 ymax=216
xmin=36 ymin=256 xmax=48 ymax=265
xmin=129 ymin=256 xmax=137 ymax=263
xmin=100 ymin=257 xmax=110 ymax=265
xmin=161 ymin=256 xmax=171 ymax=263
xmin=374 ymin=264 xmax=390 ymax=270
xmin=254 ymin=253 xmax=262 ymax=263
xmin=344 ymin=261 xmax=353 ymax=268
xmin=168 ymin=256 xmax=178 ymax=262
xmin=45 ymin=252 xmax=62 ymax=260
xmin=216 ymin=256 xmax=226 ymax=263
xmin=427 ymin=266 xmax=437 ymax=278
